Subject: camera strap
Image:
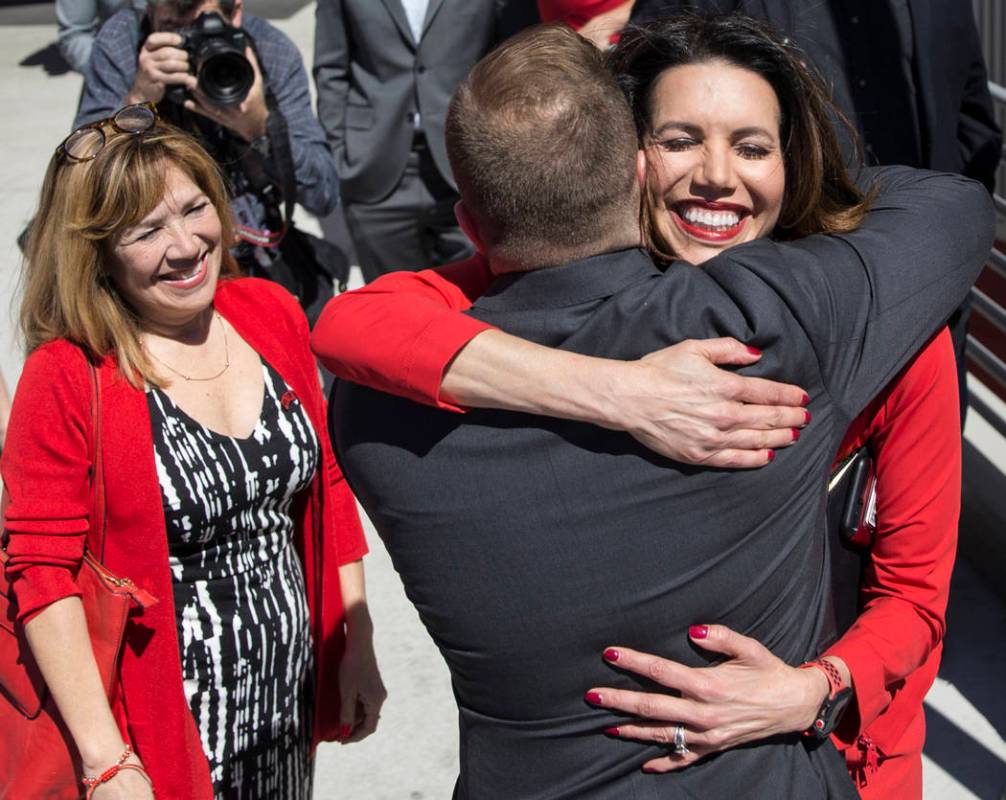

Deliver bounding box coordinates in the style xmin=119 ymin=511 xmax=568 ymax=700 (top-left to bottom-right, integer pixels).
xmin=263 ymin=86 xmax=297 ymax=232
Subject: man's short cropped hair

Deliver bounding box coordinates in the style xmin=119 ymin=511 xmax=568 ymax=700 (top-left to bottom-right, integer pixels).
xmin=446 ymin=24 xmax=640 ymax=269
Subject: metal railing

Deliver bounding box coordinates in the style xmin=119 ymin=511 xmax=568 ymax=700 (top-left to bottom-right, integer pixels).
xmin=965 ymin=80 xmax=1006 ymax=432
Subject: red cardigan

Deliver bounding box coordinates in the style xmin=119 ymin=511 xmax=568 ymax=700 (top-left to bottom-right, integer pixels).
xmin=824 ymin=329 xmax=959 ymax=798
xmin=3 ymin=278 xmax=368 ymax=800
xmin=311 ymin=259 xmax=959 ymax=799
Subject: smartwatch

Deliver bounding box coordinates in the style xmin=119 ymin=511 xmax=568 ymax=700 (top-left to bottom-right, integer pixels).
xmin=799 ymin=659 xmax=853 ymax=739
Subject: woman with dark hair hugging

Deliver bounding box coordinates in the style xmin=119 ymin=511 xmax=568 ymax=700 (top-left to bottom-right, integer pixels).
xmin=316 ymin=16 xmax=971 ymax=800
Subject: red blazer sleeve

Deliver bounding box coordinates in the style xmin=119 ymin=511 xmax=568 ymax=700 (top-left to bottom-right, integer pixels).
xmin=824 ymin=330 xmax=959 ymax=742
xmin=1 ymin=344 xmax=92 ymax=620
xmin=310 ymin=255 xmax=495 ymax=411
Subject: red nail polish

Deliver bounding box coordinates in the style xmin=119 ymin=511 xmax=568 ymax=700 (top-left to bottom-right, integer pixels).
xmin=604 ymin=726 xmax=621 ymax=737
xmin=767 ymin=450 xmax=776 ymax=462
xmin=791 ymin=428 xmax=800 ymax=441
xmin=689 ymin=624 xmax=709 ymax=639
xmin=585 ymin=691 xmax=604 ymax=705
xmin=642 ymin=765 xmax=659 ymax=773
xmin=339 ymin=724 xmax=352 ymax=740
xmin=804 ymin=409 xmax=812 ymax=425
xmin=746 ymin=345 xmax=762 ymax=356
xmin=801 ymin=393 xmax=810 ymax=406
xmin=603 ymin=648 xmax=620 ymax=662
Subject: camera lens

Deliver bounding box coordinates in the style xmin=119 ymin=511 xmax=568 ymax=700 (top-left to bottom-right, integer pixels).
xmin=196 ymin=44 xmax=254 ymax=107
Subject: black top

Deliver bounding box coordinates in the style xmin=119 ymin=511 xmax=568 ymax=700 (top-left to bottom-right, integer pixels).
xmin=332 ymin=166 xmax=992 ymax=798
xmin=149 ymin=360 xmax=318 ymax=799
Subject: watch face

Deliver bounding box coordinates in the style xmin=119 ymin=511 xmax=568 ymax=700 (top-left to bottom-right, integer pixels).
xmin=811 ymin=686 xmax=854 ymax=739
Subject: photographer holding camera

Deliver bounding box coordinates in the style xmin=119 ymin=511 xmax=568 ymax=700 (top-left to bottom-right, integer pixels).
xmin=75 ymin=0 xmax=343 ymax=322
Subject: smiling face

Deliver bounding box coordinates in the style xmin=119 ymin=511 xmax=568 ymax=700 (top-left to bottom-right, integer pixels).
xmin=107 ymin=161 xmax=223 ymax=333
xmin=644 ymin=60 xmax=786 ymax=265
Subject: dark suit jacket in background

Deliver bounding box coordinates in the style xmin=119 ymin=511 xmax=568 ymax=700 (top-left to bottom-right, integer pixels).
xmin=313 ymin=0 xmax=505 ymax=204
xmin=629 ymin=0 xmax=1002 ymax=192
xmin=333 ymin=168 xmax=992 ymax=798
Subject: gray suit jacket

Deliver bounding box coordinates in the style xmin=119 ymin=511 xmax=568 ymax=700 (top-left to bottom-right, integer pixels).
xmin=332 ymin=167 xmax=993 ymax=798
xmin=313 ymin=0 xmax=503 ymax=204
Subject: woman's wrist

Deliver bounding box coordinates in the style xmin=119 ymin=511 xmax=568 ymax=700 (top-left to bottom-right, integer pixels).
xmin=560 ymin=355 xmax=632 ymax=431
xmin=793 ymin=663 xmax=832 ymax=731
xmin=80 ymin=738 xmax=134 ymax=774
xmin=344 ymin=604 xmax=374 ymax=638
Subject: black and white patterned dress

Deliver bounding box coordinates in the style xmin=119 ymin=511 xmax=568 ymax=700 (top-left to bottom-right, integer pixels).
xmin=148 ymin=360 xmax=319 ymax=799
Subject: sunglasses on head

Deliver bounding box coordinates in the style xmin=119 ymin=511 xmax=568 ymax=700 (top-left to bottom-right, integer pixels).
xmin=57 ymin=103 xmax=159 ymax=163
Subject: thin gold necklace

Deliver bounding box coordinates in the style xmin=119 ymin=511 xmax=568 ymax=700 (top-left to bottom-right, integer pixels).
xmin=148 ymin=311 xmax=231 ymax=382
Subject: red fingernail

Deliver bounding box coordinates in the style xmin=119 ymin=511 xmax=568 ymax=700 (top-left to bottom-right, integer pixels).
xmin=585 ymin=691 xmax=604 ymax=705
xmin=801 ymin=393 xmax=810 ymax=406
xmin=804 ymin=409 xmax=812 ymax=424
xmin=339 ymin=724 xmax=352 ymax=740
xmin=791 ymin=428 xmax=800 ymax=441
xmin=689 ymin=624 xmax=709 ymax=639
xmin=642 ymin=765 xmax=660 ymax=773
xmin=767 ymin=450 xmax=776 ymax=462
xmin=746 ymin=345 xmax=761 ymax=356
xmin=603 ymin=648 xmax=620 ymax=662
xmin=604 ymin=726 xmax=621 ymax=737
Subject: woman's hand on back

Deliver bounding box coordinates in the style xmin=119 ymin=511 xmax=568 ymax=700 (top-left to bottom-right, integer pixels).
xmin=584 ymin=625 xmax=834 ymax=772
xmin=612 ymin=338 xmax=811 ymax=467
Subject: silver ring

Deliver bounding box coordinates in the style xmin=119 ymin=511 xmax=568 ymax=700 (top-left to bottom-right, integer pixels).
xmin=673 ymin=724 xmax=690 ymax=756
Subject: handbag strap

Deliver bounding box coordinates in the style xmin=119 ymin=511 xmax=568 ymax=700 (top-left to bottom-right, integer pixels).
xmin=86 ymin=361 xmax=107 ymax=563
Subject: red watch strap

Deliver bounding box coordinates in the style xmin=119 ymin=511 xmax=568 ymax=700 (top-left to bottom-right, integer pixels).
xmin=799 ymin=659 xmax=845 ymax=698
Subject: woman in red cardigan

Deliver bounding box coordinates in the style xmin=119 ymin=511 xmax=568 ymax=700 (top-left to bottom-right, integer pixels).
xmin=310 ymin=16 xmax=959 ymax=798
xmin=1 ymin=110 xmax=384 ymax=799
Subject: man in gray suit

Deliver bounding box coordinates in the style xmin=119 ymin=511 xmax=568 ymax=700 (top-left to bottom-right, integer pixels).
xmin=328 ymin=25 xmax=992 ymax=798
xmin=313 ymin=0 xmax=504 ymax=282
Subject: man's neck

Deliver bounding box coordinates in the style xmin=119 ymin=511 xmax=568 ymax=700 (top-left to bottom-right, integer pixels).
xmin=489 ymin=234 xmax=643 ymax=276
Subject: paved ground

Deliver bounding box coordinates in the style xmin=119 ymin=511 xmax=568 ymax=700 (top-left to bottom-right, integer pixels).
xmin=0 ymin=3 xmax=1004 ymax=798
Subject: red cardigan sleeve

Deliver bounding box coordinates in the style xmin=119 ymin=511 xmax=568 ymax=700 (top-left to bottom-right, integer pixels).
xmin=1 ymin=343 xmax=93 ymax=620
xmin=273 ymin=280 xmax=369 ymax=567
xmin=824 ymin=329 xmax=959 ymax=743
xmin=310 ymin=255 xmax=495 ymax=412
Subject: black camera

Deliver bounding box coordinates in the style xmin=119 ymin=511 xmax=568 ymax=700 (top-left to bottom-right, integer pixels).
xmin=172 ymin=11 xmax=254 ymax=108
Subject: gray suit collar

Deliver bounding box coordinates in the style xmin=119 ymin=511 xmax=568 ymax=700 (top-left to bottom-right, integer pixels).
xmin=380 ymin=0 xmax=417 ymax=47
xmin=472 ymin=248 xmax=659 ymax=312
xmin=421 ymin=0 xmax=447 ymax=39
xmin=382 ymin=0 xmax=448 ymax=47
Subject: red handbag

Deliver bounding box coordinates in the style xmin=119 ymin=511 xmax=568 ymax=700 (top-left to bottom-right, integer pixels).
xmin=0 ymin=361 xmax=156 ymax=799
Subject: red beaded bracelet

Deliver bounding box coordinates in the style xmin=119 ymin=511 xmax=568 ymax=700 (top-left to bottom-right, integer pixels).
xmin=82 ymin=744 xmax=154 ymax=798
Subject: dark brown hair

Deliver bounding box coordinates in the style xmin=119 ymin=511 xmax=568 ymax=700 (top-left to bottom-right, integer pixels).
xmin=608 ymin=13 xmax=871 ymax=258
xmin=446 ymin=24 xmax=641 ymax=269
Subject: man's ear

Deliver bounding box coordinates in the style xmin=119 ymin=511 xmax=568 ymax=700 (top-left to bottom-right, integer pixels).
xmin=454 ymin=201 xmax=485 ymax=254
xmin=636 ymin=149 xmax=649 ymax=191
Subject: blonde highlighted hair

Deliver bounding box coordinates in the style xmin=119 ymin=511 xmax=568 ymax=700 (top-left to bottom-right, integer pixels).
xmin=20 ymin=120 xmax=239 ymax=387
